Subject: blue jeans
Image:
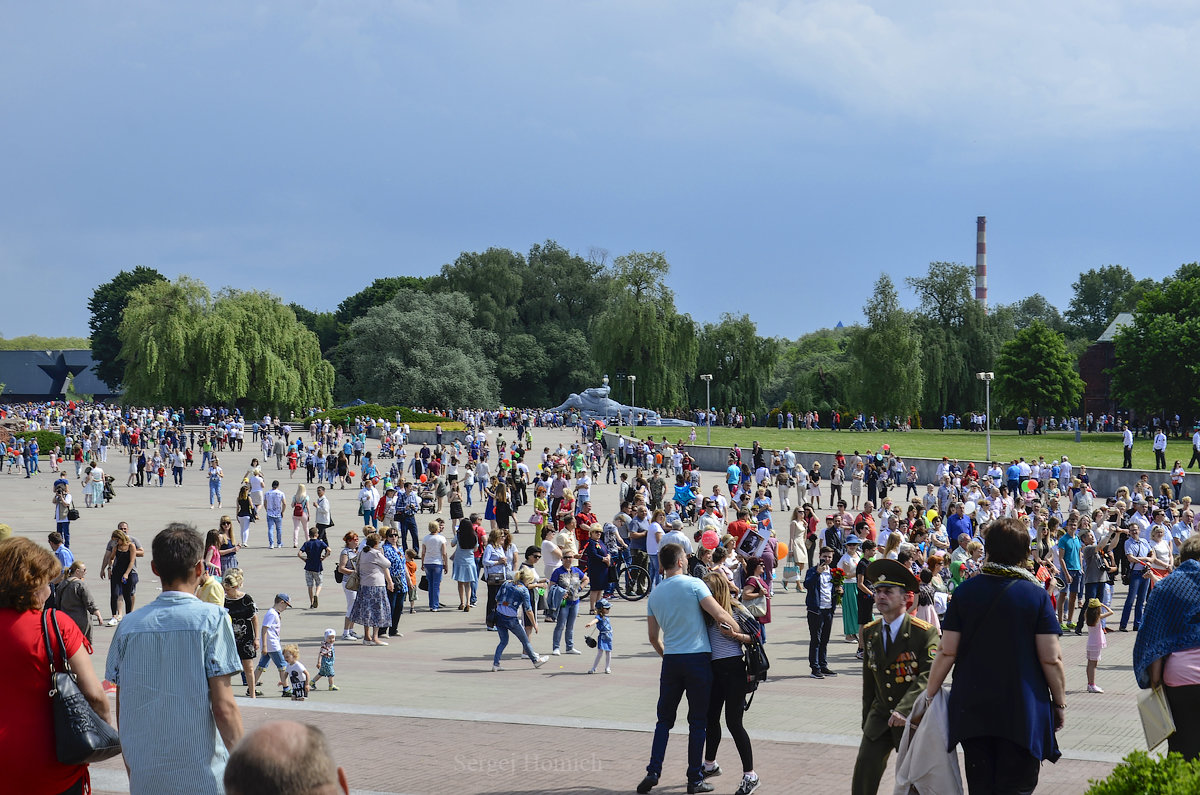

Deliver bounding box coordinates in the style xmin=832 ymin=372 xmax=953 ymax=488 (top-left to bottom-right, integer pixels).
xmin=387 ymin=588 xmax=404 ymax=632
xmin=1082 ymin=582 xmax=1112 ymax=631
xmin=362 ymin=508 xmax=379 ymax=529
xmin=649 ymin=553 xmax=661 ymax=589
xmin=209 ymin=481 xmax=222 ymax=505
xmin=425 ymin=564 xmax=444 ymax=609
xmin=1121 ymin=569 xmax=1150 ymax=629
xmin=647 ymin=653 xmax=713 ymax=786
xmin=172 ymin=466 xmax=183 ymax=485
xmin=266 ymin=515 xmax=283 ymax=547
xmin=256 ymin=649 xmax=286 ymax=671
xmin=57 ymin=520 xmax=71 ymax=548
xmin=494 ymin=612 xmax=538 ymax=665
xmin=400 ymin=515 xmax=419 ymax=552
xmin=553 ymin=600 xmax=579 ymax=651
xmin=465 ymin=488 xmax=472 ymax=506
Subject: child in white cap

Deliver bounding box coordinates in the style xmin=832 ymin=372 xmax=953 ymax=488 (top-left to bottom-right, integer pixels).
xmin=310 ymin=628 xmax=339 ymax=691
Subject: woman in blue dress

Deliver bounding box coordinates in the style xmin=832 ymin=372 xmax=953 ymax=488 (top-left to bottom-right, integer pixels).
xmin=484 ymin=476 xmax=497 ymax=528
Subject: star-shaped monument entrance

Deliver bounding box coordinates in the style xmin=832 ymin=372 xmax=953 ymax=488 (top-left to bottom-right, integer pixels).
xmin=38 ymin=353 xmax=87 ymax=395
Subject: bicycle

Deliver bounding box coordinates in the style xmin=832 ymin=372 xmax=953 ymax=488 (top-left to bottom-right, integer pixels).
xmin=580 ymin=554 xmax=650 ymax=602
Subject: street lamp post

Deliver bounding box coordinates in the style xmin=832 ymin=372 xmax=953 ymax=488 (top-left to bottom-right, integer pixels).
xmin=628 ymin=375 xmax=637 ymax=427
xmin=977 ymin=372 xmax=994 ymax=460
xmin=700 ymin=374 xmax=713 ymax=445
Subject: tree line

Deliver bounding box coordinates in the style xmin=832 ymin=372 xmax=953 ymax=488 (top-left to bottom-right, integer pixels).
xmin=81 ymin=247 xmax=1198 ymax=420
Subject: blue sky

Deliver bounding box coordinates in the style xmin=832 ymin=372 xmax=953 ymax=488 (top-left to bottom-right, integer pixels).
xmin=2 ymin=1 xmax=1198 ymax=340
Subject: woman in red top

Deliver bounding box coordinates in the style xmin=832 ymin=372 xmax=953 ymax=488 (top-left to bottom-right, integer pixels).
xmin=0 ymin=536 xmax=111 ymax=794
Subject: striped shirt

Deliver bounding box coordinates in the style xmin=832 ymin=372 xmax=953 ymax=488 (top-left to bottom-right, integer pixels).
xmin=105 ymin=591 xmax=241 ymax=795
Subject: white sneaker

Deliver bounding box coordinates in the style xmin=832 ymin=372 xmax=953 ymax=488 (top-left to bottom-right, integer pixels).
xmin=566 ymin=648 xmax=582 ymax=655
xmin=1088 ymin=684 xmax=1104 ymax=693
xmin=492 ymin=664 xmax=503 ymax=672
xmin=532 ymin=655 xmax=549 ymax=668
xmin=605 ymin=667 xmax=611 ymax=674
xmin=105 ymin=617 xmax=120 ymax=627
xmin=551 ymin=648 xmax=561 ymax=656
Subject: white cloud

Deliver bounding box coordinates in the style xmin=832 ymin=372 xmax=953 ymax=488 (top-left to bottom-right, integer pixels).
xmin=720 ymin=0 xmax=1200 ymax=139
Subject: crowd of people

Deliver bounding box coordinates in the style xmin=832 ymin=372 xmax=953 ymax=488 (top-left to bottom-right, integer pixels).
xmin=6 ymin=399 xmax=1200 ymax=794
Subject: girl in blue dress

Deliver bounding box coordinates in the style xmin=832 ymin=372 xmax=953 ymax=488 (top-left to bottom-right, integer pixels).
xmin=585 ymin=598 xmax=613 ymax=674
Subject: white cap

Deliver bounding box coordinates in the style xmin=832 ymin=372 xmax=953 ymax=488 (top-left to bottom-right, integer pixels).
xmin=324 ymin=628 xmax=336 ymax=637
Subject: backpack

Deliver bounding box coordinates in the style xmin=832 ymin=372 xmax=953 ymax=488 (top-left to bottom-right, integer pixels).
xmin=734 ymin=608 xmax=769 ymax=710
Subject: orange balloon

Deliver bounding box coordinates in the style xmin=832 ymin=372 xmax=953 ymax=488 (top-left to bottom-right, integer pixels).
xmin=419 ymin=473 xmax=427 ymax=483
xmin=776 ymin=541 xmax=788 ymax=560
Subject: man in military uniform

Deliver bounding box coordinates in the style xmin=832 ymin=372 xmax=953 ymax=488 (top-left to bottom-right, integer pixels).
xmin=851 ymin=559 xmax=940 ymax=795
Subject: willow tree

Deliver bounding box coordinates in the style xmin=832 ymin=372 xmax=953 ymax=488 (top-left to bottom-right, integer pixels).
xmin=691 ymin=314 xmax=778 ymax=413
xmin=118 ymin=277 xmax=333 ymax=411
xmin=590 ymin=251 xmax=697 ymax=410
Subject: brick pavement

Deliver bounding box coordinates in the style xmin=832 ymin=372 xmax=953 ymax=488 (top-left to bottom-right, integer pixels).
xmin=2 ymin=425 xmax=1150 ymax=793
xmin=88 ymin=703 xmax=1117 ymax=795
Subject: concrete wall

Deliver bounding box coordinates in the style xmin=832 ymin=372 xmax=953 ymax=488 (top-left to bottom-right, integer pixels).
xmin=602 ymin=432 xmax=1197 ymax=502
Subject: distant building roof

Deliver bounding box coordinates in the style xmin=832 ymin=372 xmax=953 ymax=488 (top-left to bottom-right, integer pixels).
xmin=0 ymin=350 xmax=117 ymax=399
xmin=836 ymin=321 xmax=844 ymax=328
xmin=1096 ymin=313 xmax=1134 ymax=343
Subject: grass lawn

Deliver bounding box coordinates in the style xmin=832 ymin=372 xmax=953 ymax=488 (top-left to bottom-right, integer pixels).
xmin=625 ymin=427 xmax=1194 ymax=471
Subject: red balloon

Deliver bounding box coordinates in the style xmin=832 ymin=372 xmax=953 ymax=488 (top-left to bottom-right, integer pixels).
xmin=419 ymin=474 xmax=427 ymax=483
xmin=1027 ymin=479 xmax=1039 ymax=490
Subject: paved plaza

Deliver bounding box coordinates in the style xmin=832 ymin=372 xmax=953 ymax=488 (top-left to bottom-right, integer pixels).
xmin=3 ymin=426 xmax=1146 ymax=794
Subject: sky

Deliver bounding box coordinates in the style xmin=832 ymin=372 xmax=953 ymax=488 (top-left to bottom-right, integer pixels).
xmin=3 ymin=0 xmax=1199 ymax=341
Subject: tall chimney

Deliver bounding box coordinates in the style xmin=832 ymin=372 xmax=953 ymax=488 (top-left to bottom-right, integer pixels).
xmin=975 ymin=216 xmax=988 ymax=311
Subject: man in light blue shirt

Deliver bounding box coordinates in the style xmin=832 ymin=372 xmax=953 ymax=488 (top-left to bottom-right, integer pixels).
xmin=263 ymin=481 xmax=286 ymax=549
xmin=106 ymin=523 xmax=243 ymax=795
xmin=640 ymin=543 xmax=735 ymax=795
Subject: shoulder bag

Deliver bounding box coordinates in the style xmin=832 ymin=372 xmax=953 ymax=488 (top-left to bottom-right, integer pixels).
xmin=740 ymin=575 xmax=769 ymax=618
xmin=42 ymin=608 xmax=122 ymax=764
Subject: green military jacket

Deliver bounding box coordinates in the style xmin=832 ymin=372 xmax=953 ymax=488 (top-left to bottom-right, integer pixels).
xmin=860 ymin=613 xmax=940 ymax=741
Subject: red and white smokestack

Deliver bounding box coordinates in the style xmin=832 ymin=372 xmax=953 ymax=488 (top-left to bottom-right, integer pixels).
xmin=975 ymin=216 xmax=988 ymax=311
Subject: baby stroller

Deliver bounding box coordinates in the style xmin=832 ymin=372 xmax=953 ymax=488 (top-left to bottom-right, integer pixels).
xmin=103 ymin=475 xmax=116 ymax=502
xmin=378 ymin=440 xmax=395 ymax=459
xmin=419 ymin=485 xmax=437 ymax=513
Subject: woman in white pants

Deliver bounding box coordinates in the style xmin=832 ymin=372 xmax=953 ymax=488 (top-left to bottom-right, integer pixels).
xmin=291 ymin=484 xmax=309 ymax=547
xmin=236 ymin=484 xmax=254 ymax=545
xmin=338 ymin=531 xmax=361 ymax=640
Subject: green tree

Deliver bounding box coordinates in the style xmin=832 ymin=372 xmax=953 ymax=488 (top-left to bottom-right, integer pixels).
xmin=1065 ymin=265 xmax=1156 ymax=341
xmin=992 ymin=293 xmax=1072 ymax=338
xmin=339 ymin=289 xmax=499 ymax=408
xmin=763 ymin=327 xmax=854 ymax=413
xmin=87 ymin=266 xmax=166 ymax=389
xmin=994 ymin=320 xmax=1083 ymax=418
xmin=690 ymin=314 xmax=779 ymax=414
xmin=435 ymin=241 xmax=612 ymax=405
xmin=1111 ymin=263 xmax=1200 ymax=418
xmin=118 ymin=277 xmax=332 ymax=411
xmin=289 ymin=305 xmax=340 ymax=354
xmin=848 ymin=274 xmax=923 ymax=419
xmin=0 ymin=335 xmax=90 ymax=350
xmin=335 ymin=276 xmax=433 ymax=326
xmin=590 ymin=252 xmax=697 ymax=410
xmin=906 ymin=262 xmax=998 ymax=418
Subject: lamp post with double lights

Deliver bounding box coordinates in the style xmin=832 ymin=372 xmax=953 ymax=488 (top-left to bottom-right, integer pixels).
xmin=976 ymin=371 xmax=994 ymax=460
xmin=628 ymin=375 xmax=636 ymax=427
xmin=700 ymin=374 xmax=713 ymax=445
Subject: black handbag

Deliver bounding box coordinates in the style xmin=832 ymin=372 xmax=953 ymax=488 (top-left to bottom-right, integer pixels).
xmin=42 ymin=609 xmax=122 ymax=765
